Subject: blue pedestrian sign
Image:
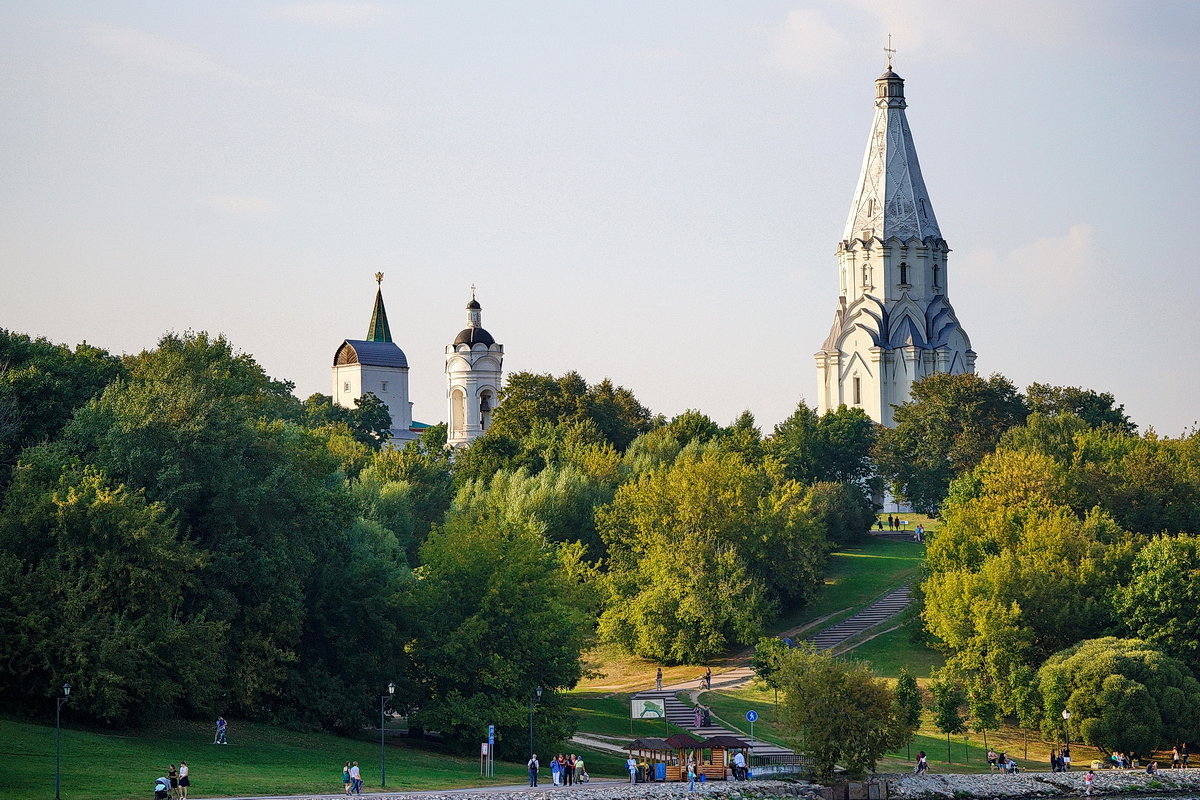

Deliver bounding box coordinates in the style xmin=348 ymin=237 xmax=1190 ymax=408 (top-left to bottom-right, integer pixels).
xmin=746 ymin=710 xmax=758 ymax=722
xmin=488 ymin=724 xmax=495 ymax=746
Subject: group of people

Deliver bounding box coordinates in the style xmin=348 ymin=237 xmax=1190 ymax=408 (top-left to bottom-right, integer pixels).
xmin=526 ymin=754 xmax=586 ymax=787
xmin=341 ymin=761 xmax=363 ymax=794
xmin=152 ymin=763 xmax=189 ymax=800
xmin=986 ymin=749 xmax=1019 ymax=773
xmin=1049 ymin=746 xmax=1072 ymax=772
xmin=213 ymin=716 xmax=229 ymax=745
xmin=1173 ymin=744 xmax=1192 ymax=768
xmin=692 ymin=705 xmax=712 ymax=728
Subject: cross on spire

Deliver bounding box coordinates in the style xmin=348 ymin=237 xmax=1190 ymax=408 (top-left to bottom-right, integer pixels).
xmin=884 ymin=34 xmax=896 ymax=70
xmin=375 ymin=271 xmax=384 ymax=286
xmin=470 ymin=282 xmax=476 ymax=300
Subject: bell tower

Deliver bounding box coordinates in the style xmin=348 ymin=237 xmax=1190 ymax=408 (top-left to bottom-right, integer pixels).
xmin=445 ymin=288 xmax=504 ymax=447
xmin=814 ymin=63 xmax=975 ymax=426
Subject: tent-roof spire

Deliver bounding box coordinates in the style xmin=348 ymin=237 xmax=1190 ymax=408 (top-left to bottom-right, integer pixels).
xmin=366 ymin=272 xmax=393 ymax=343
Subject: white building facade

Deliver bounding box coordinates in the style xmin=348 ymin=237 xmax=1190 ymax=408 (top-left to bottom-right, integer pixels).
xmin=815 ymin=67 xmax=975 ymax=426
xmin=445 ymin=292 xmax=503 ymax=447
xmin=332 ymin=274 xmax=417 ymax=442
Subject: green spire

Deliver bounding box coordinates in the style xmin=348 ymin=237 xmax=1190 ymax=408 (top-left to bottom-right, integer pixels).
xmin=367 ymin=272 xmax=392 ymax=343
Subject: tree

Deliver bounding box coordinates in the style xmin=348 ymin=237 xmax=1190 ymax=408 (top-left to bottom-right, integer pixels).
xmin=751 ymin=637 xmax=787 ymax=704
xmin=407 ymin=507 xmax=595 ymax=757
xmin=1113 ymin=535 xmax=1200 ymax=669
xmin=597 ymin=447 xmax=826 ymax=662
xmin=776 ymin=646 xmax=913 ymax=779
xmin=895 ymin=668 xmax=923 ymax=760
xmin=1025 ymin=383 xmax=1135 ymax=434
xmin=0 ymin=447 xmax=223 ymax=723
xmin=301 ymin=392 xmax=393 ymax=448
xmin=875 ymin=372 xmax=1028 ymax=513
xmin=766 ymin=402 xmax=878 ymax=492
xmin=0 ymin=330 xmax=123 ymax=484
xmin=929 ymin=670 xmax=968 ymax=763
xmin=1036 ymin=637 xmax=1200 ymax=758
xmin=488 ymin=371 xmax=653 ymax=452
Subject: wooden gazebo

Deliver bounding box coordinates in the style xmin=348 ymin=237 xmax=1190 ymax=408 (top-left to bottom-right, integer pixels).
xmin=663 ymin=733 xmax=705 ymax=781
xmin=623 ymin=738 xmax=674 ymax=782
xmin=699 ymin=734 xmax=750 ymax=781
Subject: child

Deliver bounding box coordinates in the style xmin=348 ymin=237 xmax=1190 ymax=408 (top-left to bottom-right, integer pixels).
xmin=1084 ymin=769 xmax=1095 ymax=796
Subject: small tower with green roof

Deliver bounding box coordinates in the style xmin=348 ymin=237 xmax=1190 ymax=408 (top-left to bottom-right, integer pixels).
xmin=331 ymin=273 xmax=417 ymax=442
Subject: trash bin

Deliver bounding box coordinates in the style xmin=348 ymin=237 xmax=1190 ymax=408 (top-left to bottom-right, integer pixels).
xmin=655 ymin=763 xmax=666 ymax=781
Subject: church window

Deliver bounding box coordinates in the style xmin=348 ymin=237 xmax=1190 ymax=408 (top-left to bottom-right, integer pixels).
xmin=862 ymin=263 xmax=870 ymax=286
xmin=866 ymin=198 xmax=875 ymax=217
xmin=932 ymin=264 xmax=940 ymax=287
xmin=343 ymin=381 xmax=350 ymax=393
xmin=899 ymin=262 xmax=909 ymax=285
xmin=853 ymin=376 xmax=862 ymax=405
xmin=381 ymin=381 xmax=388 ymax=392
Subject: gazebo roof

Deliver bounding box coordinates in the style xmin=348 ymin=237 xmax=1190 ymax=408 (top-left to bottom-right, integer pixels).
xmin=702 ymin=735 xmax=749 ymax=749
xmin=624 ymin=737 xmax=674 ymax=752
xmin=664 ymin=733 xmax=705 ymax=749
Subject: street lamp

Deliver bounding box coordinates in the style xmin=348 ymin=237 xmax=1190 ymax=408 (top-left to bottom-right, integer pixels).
xmin=1061 ymin=709 xmax=1071 ymax=770
xmin=381 ymin=682 xmax=395 ymax=787
xmin=55 ymin=683 xmax=71 ymax=800
xmin=529 ymin=685 xmax=543 ymax=756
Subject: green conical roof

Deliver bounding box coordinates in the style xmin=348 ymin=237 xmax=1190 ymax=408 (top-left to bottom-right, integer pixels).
xmin=367 ymin=286 xmax=392 ymax=343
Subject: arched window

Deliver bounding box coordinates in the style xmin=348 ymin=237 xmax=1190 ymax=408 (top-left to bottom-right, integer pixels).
xmin=932 ymin=264 xmax=941 ymax=288
xmin=451 ymin=388 xmax=465 ymax=435
xmin=862 ymin=263 xmax=870 ymax=286
xmin=853 ymin=376 xmax=862 ymax=406
xmin=899 ymin=262 xmax=909 ymax=285
xmin=480 ymin=390 xmax=494 ymax=431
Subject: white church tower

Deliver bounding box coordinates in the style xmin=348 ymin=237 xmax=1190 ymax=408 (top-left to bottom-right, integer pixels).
xmin=815 ymin=62 xmax=975 ymax=426
xmin=331 ymin=273 xmax=417 ymax=442
xmin=445 ymin=288 xmax=503 ymax=447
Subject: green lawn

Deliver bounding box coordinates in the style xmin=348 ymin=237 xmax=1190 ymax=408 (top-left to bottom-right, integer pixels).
xmin=0 ymin=717 xmax=546 ymax=800
xmin=774 ymin=537 xmax=925 ymax=635
xmin=566 ymin=692 xmax=683 ymax=740
xmin=838 ymin=618 xmax=943 ymax=678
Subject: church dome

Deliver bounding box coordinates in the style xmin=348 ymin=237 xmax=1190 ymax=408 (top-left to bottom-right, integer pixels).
xmin=454 ymin=327 xmax=495 ymax=346
xmin=466 ymin=298 xmax=481 ymax=310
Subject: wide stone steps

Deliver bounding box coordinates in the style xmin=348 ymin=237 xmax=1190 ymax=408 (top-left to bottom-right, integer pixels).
xmin=806 ymin=585 xmax=911 ymax=651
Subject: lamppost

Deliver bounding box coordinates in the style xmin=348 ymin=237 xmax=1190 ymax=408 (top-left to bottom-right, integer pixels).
xmin=380 ymin=682 xmax=395 ymax=787
xmin=55 ymin=683 xmax=71 ymax=800
xmin=528 ymin=685 xmax=542 ymax=756
xmin=1061 ymin=709 xmax=1071 ymax=770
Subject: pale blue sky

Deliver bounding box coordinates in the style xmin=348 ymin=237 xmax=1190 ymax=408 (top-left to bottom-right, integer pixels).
xmin=3 ymin=1 xmax=1197 ymax=435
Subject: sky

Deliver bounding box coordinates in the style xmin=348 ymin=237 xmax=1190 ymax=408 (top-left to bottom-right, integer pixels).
xmin=3 ymin=1 xmax=1198 ymax=436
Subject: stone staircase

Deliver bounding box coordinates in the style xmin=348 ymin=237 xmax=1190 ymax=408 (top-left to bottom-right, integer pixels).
xmin=806 ymin=585 xmax=911 ymax=651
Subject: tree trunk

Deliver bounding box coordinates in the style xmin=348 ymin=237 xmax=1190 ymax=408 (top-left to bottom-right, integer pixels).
xmin=947 ymin=732 xmax=952 ymax=764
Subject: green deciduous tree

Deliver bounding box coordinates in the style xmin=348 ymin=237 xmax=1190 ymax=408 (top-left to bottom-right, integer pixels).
xmin=1036 ymin=637 xmax=1200 ymax=758
xmin=895 ymin=668 xmax=923 ymax=759
xmin=751 ymin=637 xmax=787 ymax=704
xmin=597 ymin=447 xmax=826 ymax=662
xmin=767 ymin=402 xmax=878 ymax=492
xmin=1113 ymin=535 xmax=1200 ymax=669
xmin=875 ymin=372 xmax=1028 ymax=514
xmin=408 ymin=507 xmax=594 ymax=757
xmin=777 ymin=646 xmax=913 ymax=779
xmin=929 ymin=669 xmax=968 ymax=762
xmin=301 ymin=392 xmax=394 ymax=448
xmin=1025 ymin=383 xmax=1136 ymax=434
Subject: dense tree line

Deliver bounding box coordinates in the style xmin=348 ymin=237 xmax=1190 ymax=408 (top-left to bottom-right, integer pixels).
xmin=916 ymin=404 xmax=1200 ymax=758
xmin=0 ymin=330 xmax=878 ymax=757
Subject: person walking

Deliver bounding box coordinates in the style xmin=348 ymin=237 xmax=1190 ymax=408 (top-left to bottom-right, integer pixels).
xmin=167 ymin=765 xmax=178 ymax=799
xmin=656 ymin=667 xmax=663 ymax=690
xmin=915 ymin=751 xmax=928 ymax=774
xmin=704 ymin=668 xmax=712 ymax=690
xmin=551 ymin=754 xmax=562 ymax=786
xmin=349 ymin=761 xmax=362 ymax=794
xmin=627 ymin=755 xmax=637 ymax=785
xmin=342 ymin=762 xmax=352 ymax=795
xmin=214 ymin=716 xmax=228 ymax=745
xmin=178 ymin=762 xmax=189 ymax=799
xmin=527 ymin=754 xmax=539 ymax=787
xmin=687 ymin=760 xmax=696 ymax=792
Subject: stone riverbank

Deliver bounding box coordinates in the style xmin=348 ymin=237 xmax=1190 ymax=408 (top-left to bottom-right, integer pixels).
xmin=214 ymin=770 xmax=1200 ymax=800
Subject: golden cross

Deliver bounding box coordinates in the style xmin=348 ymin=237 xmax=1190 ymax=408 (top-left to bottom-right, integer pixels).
xmin=884 ymin=35 xmax=896 ymax=70
xmin=375 ymin=272 xmax=384 ymax=286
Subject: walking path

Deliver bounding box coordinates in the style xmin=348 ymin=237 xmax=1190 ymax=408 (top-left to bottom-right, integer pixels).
xmin=806 ymin=585 xmax=911 ymax=651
